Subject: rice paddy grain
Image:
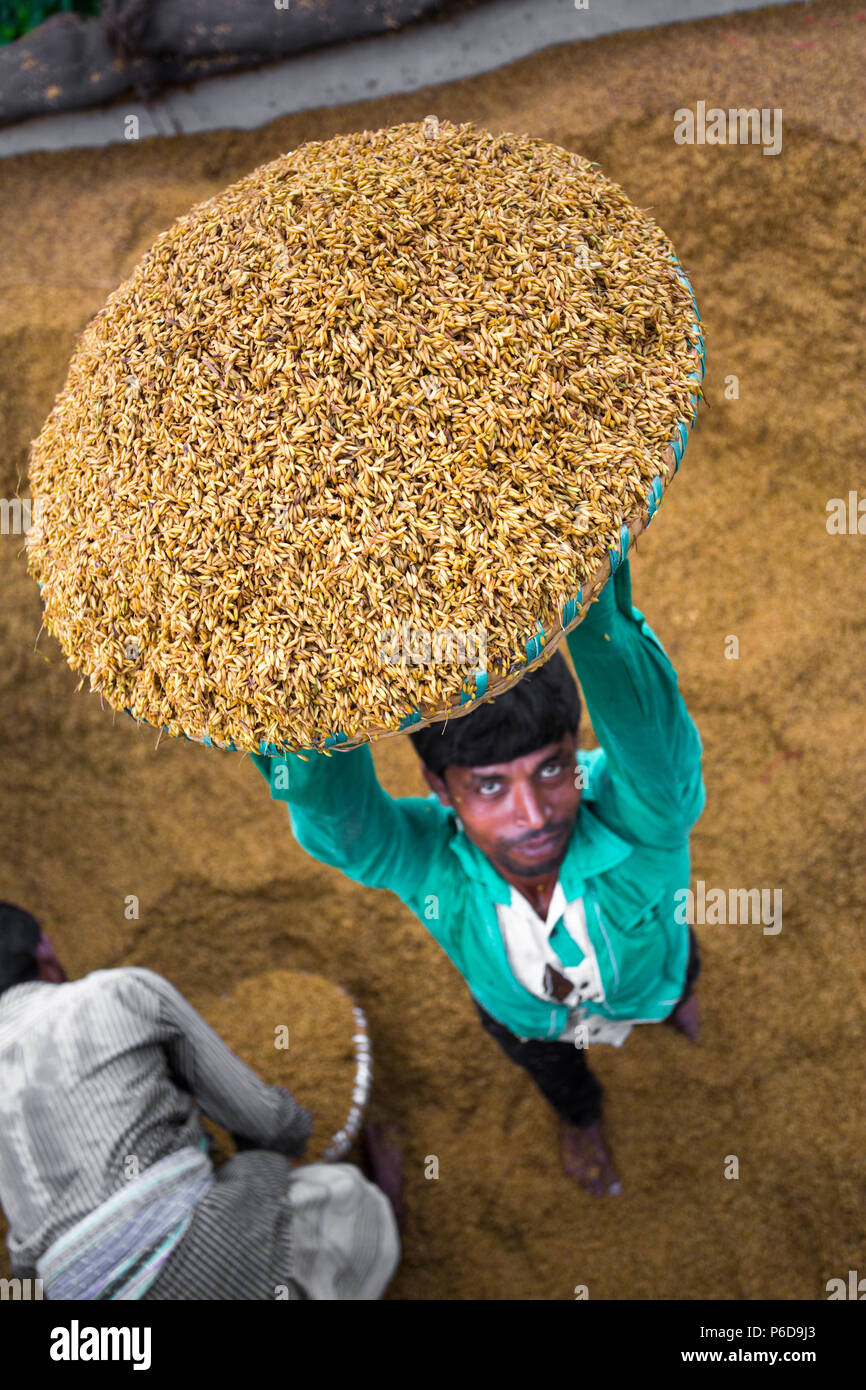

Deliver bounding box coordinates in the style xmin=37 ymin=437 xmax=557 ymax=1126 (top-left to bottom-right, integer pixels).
xmin=27 ymin=118 xmax=703 ymax=752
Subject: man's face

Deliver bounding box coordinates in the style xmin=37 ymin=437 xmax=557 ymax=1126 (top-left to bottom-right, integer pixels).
xmin=421 ymin=730 xmax=582 ymax=881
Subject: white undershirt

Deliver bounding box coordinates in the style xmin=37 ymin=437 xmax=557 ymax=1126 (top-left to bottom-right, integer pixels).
xmin=495 ymin=884 xmax=634 ymax=1046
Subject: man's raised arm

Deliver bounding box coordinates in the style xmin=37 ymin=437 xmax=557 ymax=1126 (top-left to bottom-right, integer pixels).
xmin=122 ymin=968 xmax=312 ymax=1156
xmin=566 ymin=557 xmax=705 ymax=846
xmin=250 ymin=742 xmax=452 ymax=914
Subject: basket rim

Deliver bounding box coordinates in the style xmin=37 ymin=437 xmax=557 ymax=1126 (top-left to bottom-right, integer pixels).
xmin=320 ymin=994 xmax=371 ymax=1163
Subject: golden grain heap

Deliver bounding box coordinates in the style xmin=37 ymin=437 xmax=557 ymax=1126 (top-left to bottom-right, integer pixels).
xmin=201 ymin=970 xmax=359 ymax=1165
xmin=28 ymin=118 xmax=703 ymax=753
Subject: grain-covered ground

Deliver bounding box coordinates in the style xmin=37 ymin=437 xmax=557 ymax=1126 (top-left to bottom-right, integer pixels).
xmin=1 ymin=0 xmax=864 ymax=1299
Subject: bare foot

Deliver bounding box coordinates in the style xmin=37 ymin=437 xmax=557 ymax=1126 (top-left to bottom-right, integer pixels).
xmin=362 ymin=1119 xmax=406 ymax=1231
xmin=560 ymin=1120 xmax=621 ymax=1196
xmin=667 ymin=994 xmax=700 ymax=1043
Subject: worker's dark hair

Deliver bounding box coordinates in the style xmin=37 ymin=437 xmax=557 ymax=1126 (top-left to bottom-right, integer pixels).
xmin=409 ymin=650 xmax=581 ymax=778
xmin=0 ymin=903 xmax=42 ymax=997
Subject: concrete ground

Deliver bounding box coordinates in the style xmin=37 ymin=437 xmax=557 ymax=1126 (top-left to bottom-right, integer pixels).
xmin=0 ymin=0 xmax=811 ymax=157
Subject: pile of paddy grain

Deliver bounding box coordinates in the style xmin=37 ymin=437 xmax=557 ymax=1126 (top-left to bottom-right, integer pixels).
xmin=27 ymin=117 xmax=703 ymax=753
xmin=201 ymin=969 xmax=360 ymax=1165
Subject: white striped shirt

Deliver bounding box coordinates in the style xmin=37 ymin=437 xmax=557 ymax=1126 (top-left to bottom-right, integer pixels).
xmin=0 ymin=968 xmax=311 ymax=1275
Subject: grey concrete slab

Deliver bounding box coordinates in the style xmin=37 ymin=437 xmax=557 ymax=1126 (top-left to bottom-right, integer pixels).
xmin=0 ymin=0 xmax=812 ymax=158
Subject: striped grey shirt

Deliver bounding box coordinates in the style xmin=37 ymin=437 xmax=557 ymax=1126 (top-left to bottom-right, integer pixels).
xmin=0 ymin=967 xmax=312 ymax=1275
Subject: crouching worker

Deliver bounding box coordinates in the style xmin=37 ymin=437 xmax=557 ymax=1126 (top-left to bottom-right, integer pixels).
xmin=0 ymin=904 xmax=399 ymax=1300
xmin=252 ymin=559 xmax=705 ymax=1198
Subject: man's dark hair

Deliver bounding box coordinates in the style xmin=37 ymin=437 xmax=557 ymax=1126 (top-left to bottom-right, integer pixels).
xmin=0 ymin=903 xmax=41 ymax=996
xmin=409 ymin=650 xmax=581 ymax=778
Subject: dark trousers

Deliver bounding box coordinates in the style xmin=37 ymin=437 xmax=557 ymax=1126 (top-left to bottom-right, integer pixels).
xmin=475 ymin=928 xmax=701 ymax=1129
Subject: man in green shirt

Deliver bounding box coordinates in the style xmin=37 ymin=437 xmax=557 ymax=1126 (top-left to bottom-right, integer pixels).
xmin=252 ymin=556 xmax=705 ymax=1196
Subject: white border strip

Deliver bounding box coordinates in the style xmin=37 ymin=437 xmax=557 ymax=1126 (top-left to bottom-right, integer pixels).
xmin=321 ymin=1002 xmax=372 ymax=1162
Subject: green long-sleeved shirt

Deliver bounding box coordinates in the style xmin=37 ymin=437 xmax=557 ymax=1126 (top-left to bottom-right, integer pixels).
xmin=252 ymin=558 xmax=705 ymax=1039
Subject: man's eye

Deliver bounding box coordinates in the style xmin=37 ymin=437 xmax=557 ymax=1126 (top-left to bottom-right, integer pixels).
xmin=539 ymin=761 xmax=565 ymax=778
xmin=478 ymin=780 xmax=502 ymax=795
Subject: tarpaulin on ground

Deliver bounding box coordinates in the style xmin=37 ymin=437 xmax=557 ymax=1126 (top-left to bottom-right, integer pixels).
xmin=0 ymin=0 xmax=454 ymax=126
